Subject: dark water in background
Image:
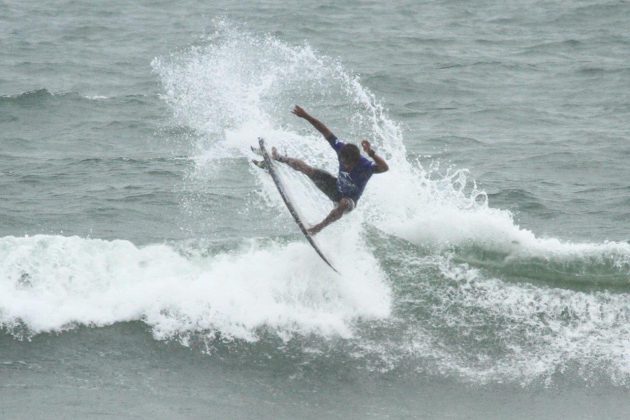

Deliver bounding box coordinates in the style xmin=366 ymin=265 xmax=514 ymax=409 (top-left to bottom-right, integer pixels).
xmin=2 ymin=1 xmax=630 ymax=418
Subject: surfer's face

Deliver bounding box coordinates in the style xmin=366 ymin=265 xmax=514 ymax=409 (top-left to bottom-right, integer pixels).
xmin=341 ymin=158 xmax=356 ymax=171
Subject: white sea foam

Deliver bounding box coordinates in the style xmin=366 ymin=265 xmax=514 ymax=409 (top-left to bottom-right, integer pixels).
xmin=0 ymin=235 xmax=389 ymax=340
xmin=429 ymin=258 xmax=630 ymax=385
xmin=83 ymin=95 xmax=109 ymax=100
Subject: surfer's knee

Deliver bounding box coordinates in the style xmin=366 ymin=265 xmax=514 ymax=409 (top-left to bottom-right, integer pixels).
xmin=338 ymin=197 xmax=355 ymax=213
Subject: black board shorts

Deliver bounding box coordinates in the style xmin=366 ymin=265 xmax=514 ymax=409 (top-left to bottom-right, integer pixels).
xmin=309 ymin=169 xmax=355 ymax=210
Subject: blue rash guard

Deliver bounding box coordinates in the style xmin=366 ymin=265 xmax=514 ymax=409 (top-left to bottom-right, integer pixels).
xmin=327 ymin=135 xmax=376 ymax=203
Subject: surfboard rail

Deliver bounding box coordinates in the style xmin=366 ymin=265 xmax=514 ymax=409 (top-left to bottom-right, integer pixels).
xmin=258 ymin=137 xmax=339 ymax=274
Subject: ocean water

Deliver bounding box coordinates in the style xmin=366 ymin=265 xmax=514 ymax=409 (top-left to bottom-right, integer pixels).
xmin=1 ymin=0 xmax=630 ymax=418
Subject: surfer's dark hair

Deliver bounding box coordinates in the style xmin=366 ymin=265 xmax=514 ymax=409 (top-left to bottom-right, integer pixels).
xmin=340 ymin=144 xmax=361 ymax=165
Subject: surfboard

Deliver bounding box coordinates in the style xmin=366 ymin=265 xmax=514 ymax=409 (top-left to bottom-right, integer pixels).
xmin=257 ymin=137 xmax=339 ymax=273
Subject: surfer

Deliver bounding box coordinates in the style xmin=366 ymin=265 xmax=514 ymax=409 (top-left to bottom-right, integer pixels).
xmin=273 ymin=105 xmax=389 ymax=235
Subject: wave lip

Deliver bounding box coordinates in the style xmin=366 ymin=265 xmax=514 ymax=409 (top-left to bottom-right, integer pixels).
xmin=453 ymin=241 xmax=630 ymax=288
xmin=0 ymin=88 xmax=54 ymax=106
xmin=379 ymin=168 xmax=630 ymax=288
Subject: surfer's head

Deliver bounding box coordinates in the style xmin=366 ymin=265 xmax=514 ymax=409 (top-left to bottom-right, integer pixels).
xmin=340 ymin=143 xmax=361 ymax=170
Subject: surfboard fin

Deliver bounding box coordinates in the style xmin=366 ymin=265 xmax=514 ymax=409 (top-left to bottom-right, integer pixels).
xmin=251 ymin=159 xmax=269 ymax=170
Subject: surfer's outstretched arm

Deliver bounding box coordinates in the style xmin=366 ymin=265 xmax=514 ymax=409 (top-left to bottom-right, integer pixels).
xmin=307 ymin=198 xmax=353 ymax=235
xmin=292 ymin=105 xmax=334 ymax=140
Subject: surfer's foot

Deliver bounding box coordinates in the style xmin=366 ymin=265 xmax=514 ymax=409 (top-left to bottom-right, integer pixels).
xmin=307 ymin=224 xmax=322 ymax=236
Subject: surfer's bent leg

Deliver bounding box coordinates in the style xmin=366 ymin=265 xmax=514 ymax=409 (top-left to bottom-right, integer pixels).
xmin=307 ymin=197 xmax=354 ymax=235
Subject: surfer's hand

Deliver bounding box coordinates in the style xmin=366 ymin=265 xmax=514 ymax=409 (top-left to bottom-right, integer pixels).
xmin=292 ymin=105 xmax=309 ymax=119
xmin=361 ymin=140 xmax=372 ymax=153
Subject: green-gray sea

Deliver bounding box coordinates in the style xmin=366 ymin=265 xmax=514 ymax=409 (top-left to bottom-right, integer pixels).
xmin=2 ymin=1 xmax=629 ymax=418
